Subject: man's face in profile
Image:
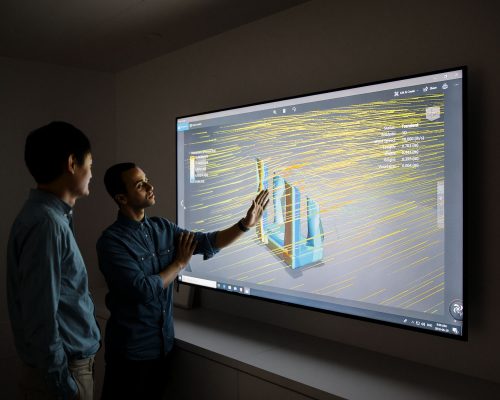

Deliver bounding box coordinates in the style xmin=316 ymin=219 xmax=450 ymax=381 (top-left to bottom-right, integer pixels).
xmin=71 ymin=153 xmax=93 ymax=198
xmin=120 ymin=166 xmax=156 ymax=209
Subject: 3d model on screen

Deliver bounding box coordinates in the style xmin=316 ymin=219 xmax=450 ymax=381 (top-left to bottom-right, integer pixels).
xmin=256 ymin=159 xmax=324 ymax=269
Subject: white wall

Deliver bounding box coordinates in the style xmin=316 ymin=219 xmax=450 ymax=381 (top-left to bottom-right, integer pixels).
xmin=115 ymin=0 xmax=500 ymax=383
xmin=0 ymin=57 xmax=116 ymax=323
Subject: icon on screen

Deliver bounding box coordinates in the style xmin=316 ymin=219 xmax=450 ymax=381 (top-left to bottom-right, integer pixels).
xmin=449 ymin=300 xmax=464 ymax=321
xmin=426 ymin=106 xmax=441 ymax=121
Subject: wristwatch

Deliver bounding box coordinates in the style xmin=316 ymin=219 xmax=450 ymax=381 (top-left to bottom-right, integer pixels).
xmin=237 ymin=218 xmax=250 ymax=232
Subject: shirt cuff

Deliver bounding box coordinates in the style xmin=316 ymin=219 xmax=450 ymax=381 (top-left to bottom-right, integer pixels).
xmin=202 ymin=232 xmax=220 ymax=260
xmin=152 ymin=274 xmax=165 ymax=293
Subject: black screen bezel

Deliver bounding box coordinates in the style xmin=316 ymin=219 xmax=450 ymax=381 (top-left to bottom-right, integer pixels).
xmin=175 ymin=66 xmax=467 ymax=341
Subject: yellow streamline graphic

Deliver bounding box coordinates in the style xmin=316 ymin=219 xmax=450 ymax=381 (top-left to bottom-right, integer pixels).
xmin=184 ymin=94 xmax=447 ymax=315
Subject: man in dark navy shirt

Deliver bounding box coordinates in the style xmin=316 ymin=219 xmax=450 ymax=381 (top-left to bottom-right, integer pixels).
xmin=97 ymin=162 xmax=269 ymax=399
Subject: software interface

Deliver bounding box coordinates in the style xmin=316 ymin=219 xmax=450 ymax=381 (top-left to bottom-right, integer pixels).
xmin=177 ymin=69 xmax=464 ymax=337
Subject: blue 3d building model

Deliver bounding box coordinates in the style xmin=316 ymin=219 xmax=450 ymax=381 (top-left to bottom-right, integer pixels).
xmin=256 ymin=159 xmax=324 ymax=269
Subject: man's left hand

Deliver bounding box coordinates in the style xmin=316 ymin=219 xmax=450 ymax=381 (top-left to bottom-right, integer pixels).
xmin=242 ymin=189 xmax=270 ymax=228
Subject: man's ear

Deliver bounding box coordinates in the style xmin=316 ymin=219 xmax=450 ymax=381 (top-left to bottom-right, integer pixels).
xmin=115 ymin=194 xmax=127 ymax=206
xmin=67 ymin=154 xmax=78 ymax=174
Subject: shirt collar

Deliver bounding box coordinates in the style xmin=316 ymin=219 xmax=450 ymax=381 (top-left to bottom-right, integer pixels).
xmin=116 ymin=211 xmax=150 ymax=230
xmin=29 ymin=188 xmax=73 ymax=219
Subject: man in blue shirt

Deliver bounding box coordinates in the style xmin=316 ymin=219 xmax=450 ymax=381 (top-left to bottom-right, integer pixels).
xmin=7 ymin=122 xmax=101 ymax=400
xmin=97 ymin=162 xmax=269 ymax=399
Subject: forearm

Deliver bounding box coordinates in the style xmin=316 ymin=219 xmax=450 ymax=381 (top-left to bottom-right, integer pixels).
xmin=18 ymin=237 xmax=79 ymax=398
xmin=215 ymin=219 xmax=248 ymax=249
xmin=100 ymin=259 xmax=164 ymax=304
xmin=46 ymin=350 xmax=78 ymax=399
xmin=158 ymin=260 xmax=184 ymax=288
xmin=28 ymin=323 xmax=77 ymax=398
xmin=23 ymin=294 xmax=78 ymax=398
xmin=158 ymin=231 xmax=199 ymax=287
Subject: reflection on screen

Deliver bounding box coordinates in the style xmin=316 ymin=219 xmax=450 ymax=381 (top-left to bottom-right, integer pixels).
xmin=176 ymin=68 xmax=464 ymax=338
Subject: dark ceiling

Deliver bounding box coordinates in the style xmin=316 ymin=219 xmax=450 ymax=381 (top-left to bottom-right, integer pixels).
xmin=0 ymin=0 xmax=309 ymax=72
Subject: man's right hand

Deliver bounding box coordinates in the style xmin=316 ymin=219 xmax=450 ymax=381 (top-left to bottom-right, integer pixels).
xmin=174 ymin=232 xmax=197 ymax=269
xmin=159 ymin=232 xmax=197 ymax=288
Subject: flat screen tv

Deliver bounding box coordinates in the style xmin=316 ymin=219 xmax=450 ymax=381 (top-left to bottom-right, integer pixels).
xmin=176 ymin=67 xmax=465 ymax=339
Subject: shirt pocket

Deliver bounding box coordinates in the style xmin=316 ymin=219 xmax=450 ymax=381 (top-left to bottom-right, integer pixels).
xmin=137 ymin=252 xmax=157 ymax=275
xmin=158 ymin=246 xmax=175 ymax=269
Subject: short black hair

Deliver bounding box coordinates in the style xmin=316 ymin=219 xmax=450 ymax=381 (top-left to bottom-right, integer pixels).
xmin=104 ymin=162 xmax=137 ymax=201
xmin=25 ymin=121 xmax=91 ymax=184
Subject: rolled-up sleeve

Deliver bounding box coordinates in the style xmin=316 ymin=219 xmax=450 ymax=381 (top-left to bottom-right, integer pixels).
xmin=97 ymin=235 xmax=164 ymax=304
xmin=170 ymin=222 xmax=220 ymax=260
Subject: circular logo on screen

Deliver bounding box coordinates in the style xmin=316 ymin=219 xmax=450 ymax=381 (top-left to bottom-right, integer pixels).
xmin=449 ymin=300 xmax=464 ymax=321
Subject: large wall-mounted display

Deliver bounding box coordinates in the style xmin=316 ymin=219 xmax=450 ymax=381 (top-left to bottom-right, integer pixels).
xmin=176 ymin=67 xmax=465 ymax=338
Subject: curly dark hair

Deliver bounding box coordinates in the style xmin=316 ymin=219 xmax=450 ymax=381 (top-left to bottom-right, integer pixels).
xmin=104 ymin=162 xmax=137 ymax=202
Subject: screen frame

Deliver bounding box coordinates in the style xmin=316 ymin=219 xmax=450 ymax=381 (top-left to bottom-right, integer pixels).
xmin=175 ymin=66 xmax=467 ymax=341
